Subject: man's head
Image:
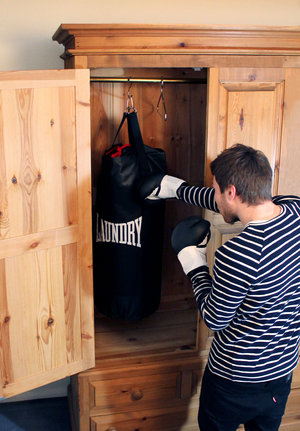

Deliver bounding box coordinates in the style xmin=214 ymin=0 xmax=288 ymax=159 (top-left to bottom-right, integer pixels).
xmin=211 ymin=144 xmax=273 ymax=205
xmin=210 ymin=144 xmax=273 ymax=223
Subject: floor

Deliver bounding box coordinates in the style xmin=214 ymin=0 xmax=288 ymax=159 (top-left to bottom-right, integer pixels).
xmin=0 ymin=397 xmax=72 ymax=431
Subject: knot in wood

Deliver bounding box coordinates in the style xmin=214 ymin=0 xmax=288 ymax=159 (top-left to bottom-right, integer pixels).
xmin=30 ymin=241 xmax=40 ymax=249
xmin=131 ymin=388 xmax=143 ymax=401
xmin=47 ymin=317 xmax=54 ymax=326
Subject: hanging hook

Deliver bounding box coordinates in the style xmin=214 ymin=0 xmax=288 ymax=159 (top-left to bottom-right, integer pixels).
xmin=156 ymin=79 xmax=167 ymax=121
xmin=126 ymin=78 xmax=136 ymax=112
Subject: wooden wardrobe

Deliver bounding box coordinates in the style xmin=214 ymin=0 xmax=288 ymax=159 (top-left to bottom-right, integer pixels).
xmin=0 ymin=24 xmax=300 ymax=431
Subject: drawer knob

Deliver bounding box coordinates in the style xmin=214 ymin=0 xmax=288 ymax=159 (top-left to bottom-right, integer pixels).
xmin=131 ymin=388 xmax=143 ymax=401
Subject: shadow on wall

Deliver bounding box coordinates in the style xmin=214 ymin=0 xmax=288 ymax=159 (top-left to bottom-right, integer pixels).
xmin=0 ymin=35 xmax=64 ymax=71
xmin=0 ymin=378 xmax=70 ymax=403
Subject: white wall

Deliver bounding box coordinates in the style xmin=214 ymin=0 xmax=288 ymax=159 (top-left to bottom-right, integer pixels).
xmin=1 ymin=0 xmax=300 ymax=71
xmin=1 ymin=0 xmax=299 ymax=402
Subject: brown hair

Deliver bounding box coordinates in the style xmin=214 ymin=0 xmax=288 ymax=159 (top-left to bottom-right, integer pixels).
xmin=210 ymin=144 xmax=273 ymax=205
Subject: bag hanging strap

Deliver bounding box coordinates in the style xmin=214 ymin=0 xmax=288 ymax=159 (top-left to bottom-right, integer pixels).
xmin=127 ymin=111 xmax=151 ymax=176
xmin=111 ymin=111 xmax=151 ymax=176
xmin=112 ymin=112 xmax=128 ymax=146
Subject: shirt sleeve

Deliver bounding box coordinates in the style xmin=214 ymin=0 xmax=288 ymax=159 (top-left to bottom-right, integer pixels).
xmin=187 ymin=233 xmax=260 ymax=331
xmin=177 ymin=184 xmax=219 ymax=213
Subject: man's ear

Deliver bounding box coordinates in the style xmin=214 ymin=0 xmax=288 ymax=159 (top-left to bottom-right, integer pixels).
xmin=225 ymin=184 xmax=237 ymax=201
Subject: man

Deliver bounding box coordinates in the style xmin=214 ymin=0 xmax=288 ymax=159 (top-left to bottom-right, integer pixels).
xmin=140 ymin=144 xmax=300 ymax=431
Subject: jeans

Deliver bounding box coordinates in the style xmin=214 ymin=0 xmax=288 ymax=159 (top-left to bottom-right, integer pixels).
xmin=198 ymin=366 xmax=292 ymax=431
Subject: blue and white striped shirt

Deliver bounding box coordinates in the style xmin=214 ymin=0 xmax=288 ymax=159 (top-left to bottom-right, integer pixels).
xmin=178 ymin=185 xmax=300 ymax=382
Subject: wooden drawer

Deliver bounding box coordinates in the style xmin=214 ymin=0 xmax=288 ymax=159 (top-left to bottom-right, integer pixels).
xmin=87 ymin=365 xmax=300 ymax=430
xmin=90 ymin=372 xmax=178 ymax=412
xmin=89 ymin=369 xmax=200 ymax=415
xmin=90 ymin=401 xmax=200 ymax=431
xmin=70 ymin=359 xmax=206 ymax=431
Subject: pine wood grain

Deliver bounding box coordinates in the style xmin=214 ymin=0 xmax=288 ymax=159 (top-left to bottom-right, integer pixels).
xmin=205 ymin=67 xmax=286 ymax=277
xmin=62 ymin=243 xmax=81 ymax=364
xmin=0 ymin=69 xmax=94 ymax=398
xmin=0 ymin=259 xmax=13 ymax=393
xmin=278 ymin=69 xmax=300 ymax=196
xmin=91 ymin=372 xmax=179 ymax=411
xmin=74 ymin=69 xmax=94 ymax=371
xmin=90 ymin=400 xmax=200 ymax=431
xmin=0 ymin=225 xmax=78 ymax=260
xmin=86 ymin=54 xmax=300 ymax=69
xmin=53 ymin=24 xmax=300 ymax=58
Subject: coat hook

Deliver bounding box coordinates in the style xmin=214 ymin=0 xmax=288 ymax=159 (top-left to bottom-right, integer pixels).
xmin=157 ymin=79 xmax=167 ymax=121
xmin=126 ymin=77 xmax=136 ymax=112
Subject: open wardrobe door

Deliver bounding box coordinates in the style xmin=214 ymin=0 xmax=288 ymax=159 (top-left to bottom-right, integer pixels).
xmin=0 ymin=69 xmax=94 ymax=398
xmin=205 ymin=67 xmax=287 ymax=268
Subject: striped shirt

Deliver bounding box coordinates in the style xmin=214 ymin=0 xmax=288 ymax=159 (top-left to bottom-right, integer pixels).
xmin=177 ymin=185 xmax=300 ymax=383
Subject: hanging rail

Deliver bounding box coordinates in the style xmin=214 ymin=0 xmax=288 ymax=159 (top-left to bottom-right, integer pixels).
xmin=90 ymin=77 xmax=206 ymax=84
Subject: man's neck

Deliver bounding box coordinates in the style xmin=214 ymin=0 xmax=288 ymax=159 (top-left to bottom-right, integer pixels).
xmin=238 ymin=200 xmax=281 ymax=227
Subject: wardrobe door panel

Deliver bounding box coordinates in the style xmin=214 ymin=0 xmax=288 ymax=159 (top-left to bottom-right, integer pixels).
xmin=0 ymin=69 xmax=94 ymax=398
xmin=205 ymin=67 xmax=285 ymax=269
xmin=278 ymin=69 xmax=300 ymax=195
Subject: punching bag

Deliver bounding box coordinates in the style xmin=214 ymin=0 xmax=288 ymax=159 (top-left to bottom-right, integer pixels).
xmin=93 ymin=111 xmax=167 ymax=321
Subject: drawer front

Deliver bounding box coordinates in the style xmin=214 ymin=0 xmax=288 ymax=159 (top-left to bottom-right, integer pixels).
xmin=90 ymin=372 xmax=181 ymax=413
xmin=88 ymin=367 xmax=300 ymax=430
xmin=90 ymin=402 xmax=199 ymax=431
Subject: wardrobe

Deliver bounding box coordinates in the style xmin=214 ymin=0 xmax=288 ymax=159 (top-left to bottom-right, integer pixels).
xmin=1 ymin=24 xmax=300 ymax=430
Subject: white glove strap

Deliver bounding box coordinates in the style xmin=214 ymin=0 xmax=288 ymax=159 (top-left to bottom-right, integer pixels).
xmin=177 ymin=246 xmax=208 ymax=275
xmin=147 ymin=175 xmax=185 ymax=200
xmin=158 ymin=175 xmax=185 ymax=199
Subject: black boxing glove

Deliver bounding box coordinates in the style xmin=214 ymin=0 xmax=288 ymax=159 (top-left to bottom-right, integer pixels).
xmin=171 ymin=216 xmax=211 ymax=274
xmin=139 ymin=173 xmax=186 ymax=200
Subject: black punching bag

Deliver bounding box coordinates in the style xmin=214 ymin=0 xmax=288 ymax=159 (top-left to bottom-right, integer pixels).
xmin=93 ymin=111 xmax=167 ymax=321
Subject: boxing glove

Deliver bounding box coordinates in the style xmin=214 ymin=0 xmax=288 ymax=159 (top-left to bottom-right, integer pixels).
xmin=139 ymin=173 xmax=186 ymax=200
xmin=171 ymin=216 xmax=211 ymax=274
